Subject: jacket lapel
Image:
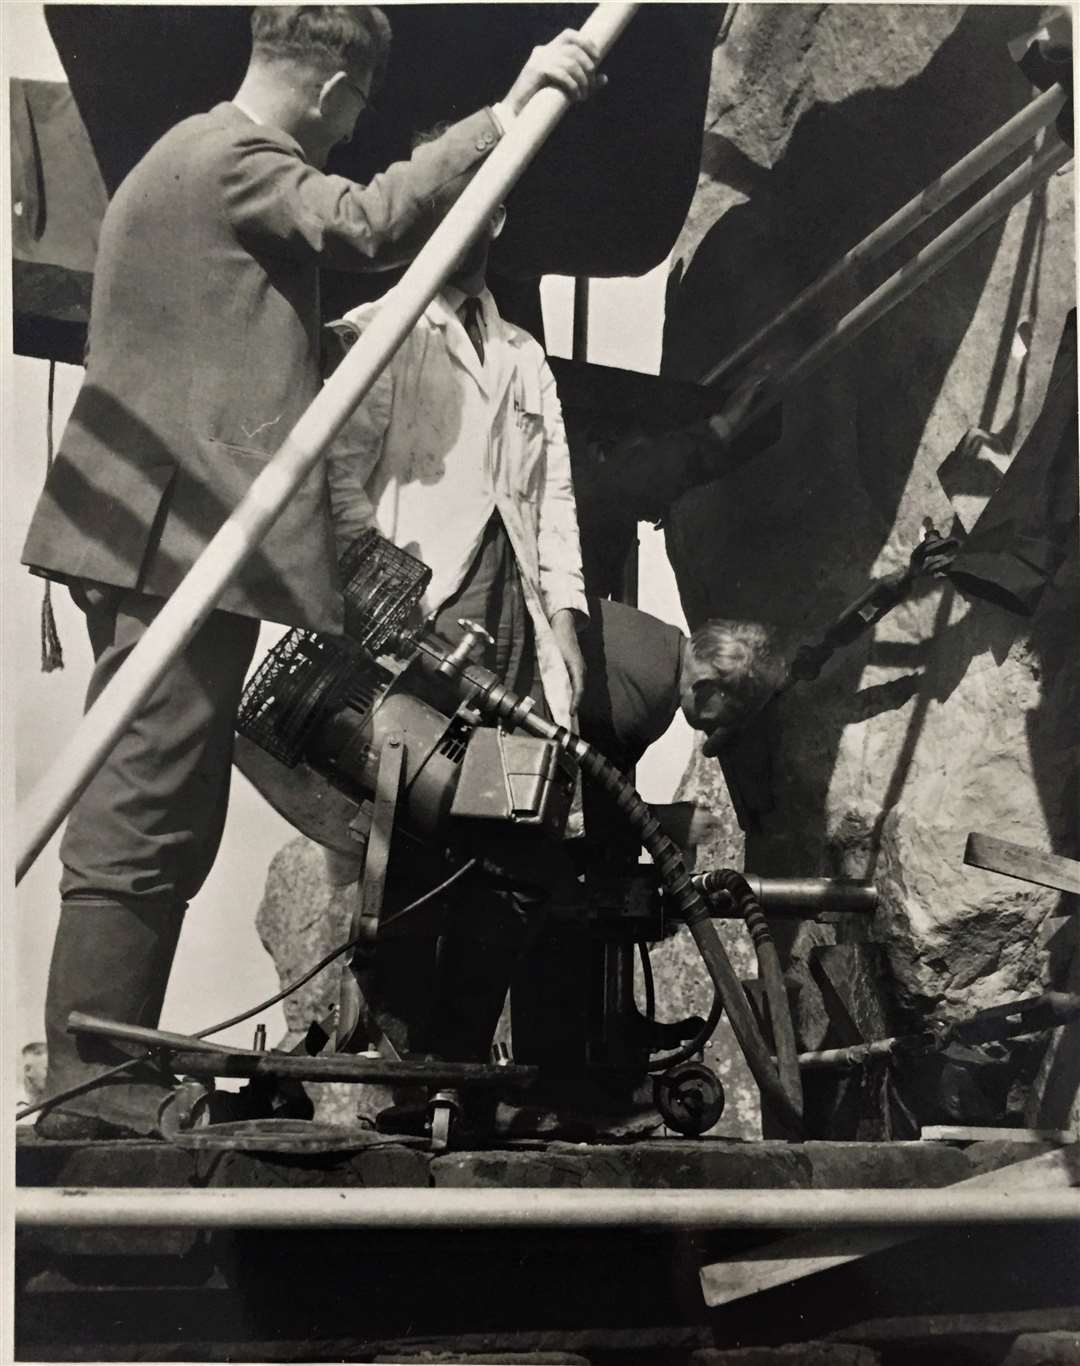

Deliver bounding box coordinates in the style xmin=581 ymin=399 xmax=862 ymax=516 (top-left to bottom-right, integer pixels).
xmin=479 ymin=292 xmax=516 ymax=422
xmin=431 ymin=291 xmax=488 ymax=394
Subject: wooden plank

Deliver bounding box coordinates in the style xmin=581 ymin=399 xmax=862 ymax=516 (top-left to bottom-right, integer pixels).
xmin=964 ymin=833 xmax=1080 ymax=896
xmin=698 ymin=1146 xmax=1078 ymax=1308
xmin=921 ymin=1125 xmax=1076 ymax=1144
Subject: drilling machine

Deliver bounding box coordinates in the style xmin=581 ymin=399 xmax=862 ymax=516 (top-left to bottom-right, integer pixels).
xmin=223 ymin=530 xmax=885 ymax=1146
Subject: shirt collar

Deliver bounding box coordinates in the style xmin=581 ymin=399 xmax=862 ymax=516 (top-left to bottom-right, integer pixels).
xmin=223 ymin=100 xmax=308 ymax=161
xmin=437 ymin=285 xmax=493 ymax=326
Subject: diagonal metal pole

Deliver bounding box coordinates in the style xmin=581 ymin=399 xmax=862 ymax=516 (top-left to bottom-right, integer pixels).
xmin=15 ymin=4 xmax=639 ymax=885
xmin=700 ymin=84 xmax=1069 ymax=387
xmin=707 ymin=137 xmax=1072 ymax=461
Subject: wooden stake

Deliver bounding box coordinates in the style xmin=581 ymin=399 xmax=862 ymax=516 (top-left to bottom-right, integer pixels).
xmin=964 ymin=832 xmax=1080 ymax=896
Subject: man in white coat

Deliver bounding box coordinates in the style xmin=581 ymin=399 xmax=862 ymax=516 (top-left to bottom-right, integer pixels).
xmin=325 ymin=201 xmax=587 ymax=1092
xmin=327 ymin=204 xmax=586 ymax=727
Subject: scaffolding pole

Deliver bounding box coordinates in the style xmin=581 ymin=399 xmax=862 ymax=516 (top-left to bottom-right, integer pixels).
xmin=16 ymin=1184 xmax=1080 ymax=1231
xmin=701 ymin=85 xmax=1069 ymax=386
xmin=713 ymin=138 xmax=1072 ymax=447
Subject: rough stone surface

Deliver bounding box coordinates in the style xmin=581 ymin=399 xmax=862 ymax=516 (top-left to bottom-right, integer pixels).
xmin=431 ymin=1139 xmax=812 ymax=1190
xmin=799 ymin=1140 xmax=971 ymax=1189
xmin=252 ymin=6 xmax=1077 ymax=1144
xmin=663 ymin=4 xmax=1078 ymax=1133
xmin=254 ymin=835 xmax=379 ymax=1125
xmin=690 ymin=1348 xmax=880 ymax=1366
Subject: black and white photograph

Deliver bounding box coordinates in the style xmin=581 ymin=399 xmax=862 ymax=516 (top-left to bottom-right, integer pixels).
xmin=4 ymin=2 xmax=1079 ymax=1362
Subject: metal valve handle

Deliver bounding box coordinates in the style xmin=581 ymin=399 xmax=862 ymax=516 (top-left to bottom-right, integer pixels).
xmin=436 ymin=618 xmax=495 ymax=678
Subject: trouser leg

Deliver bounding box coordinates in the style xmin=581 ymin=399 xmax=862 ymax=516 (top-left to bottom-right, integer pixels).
xmin=59 ymin=586 xmax=259 ymax=905
xmin=426 ymin=517 xmax=550 ymax=1063
xmin=38 ymin=585 xmax=258 ymax=1133
xmin=428 ymin=867 xmax=549 ymax=1064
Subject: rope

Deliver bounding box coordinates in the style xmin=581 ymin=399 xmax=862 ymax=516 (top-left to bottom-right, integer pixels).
xmin=39 ymin=362 xmax=64 ymax=672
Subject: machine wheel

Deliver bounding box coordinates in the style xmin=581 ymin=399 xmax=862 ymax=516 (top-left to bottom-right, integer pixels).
xmin=428 ymin=1089 xmax=460 ymax=1152
xmin=654 ymin=1061 xmax=725 ymax=1136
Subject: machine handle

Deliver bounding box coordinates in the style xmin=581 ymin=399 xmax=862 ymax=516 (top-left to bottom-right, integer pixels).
xmin=437 ymin=619 xmax=496 ymax=678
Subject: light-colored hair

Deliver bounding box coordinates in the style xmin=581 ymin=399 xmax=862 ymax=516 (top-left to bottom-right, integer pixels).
xmin=251 ymin=6 xmax=392 ymax=87
xmin=686 ymin=619 xmax=785 ymax=717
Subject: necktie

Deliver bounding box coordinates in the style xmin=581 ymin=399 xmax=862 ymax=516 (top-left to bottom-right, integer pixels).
xmin=460 ymin=297 xmax=485 ymax=365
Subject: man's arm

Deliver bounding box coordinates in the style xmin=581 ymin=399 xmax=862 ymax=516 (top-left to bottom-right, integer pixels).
xmin=223 ymin=112 xmax=500 ymax=271
xmin=224 ymin=29 xmax=603 ymax=272
xmin=534 ymin=357 xmax=588 ymax=710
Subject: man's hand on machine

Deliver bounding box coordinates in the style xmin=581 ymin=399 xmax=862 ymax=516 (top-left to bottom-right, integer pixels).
xmin=655 ymin=801 xmax=723 ymax=853
xmin=550 ymin=608 xmax=587 ymax=715
xmin=502 ymin=30 xmax=607 ymax=117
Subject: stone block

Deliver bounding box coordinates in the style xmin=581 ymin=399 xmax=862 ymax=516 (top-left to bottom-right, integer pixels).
xmin=664 ymin=2 xmax=1077 ymax=1140
xmin=690 ymin=1345 xmax=880 ymax=1366
xmin=800 ymin=1140 xmax=971 ymax=1189
xmin=1004 ymin=1332 xmax=1080 ymax=1366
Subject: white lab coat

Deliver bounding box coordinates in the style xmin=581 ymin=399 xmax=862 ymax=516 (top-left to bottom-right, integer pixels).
xmin=326 ymin=285 xmax=588 ymax=728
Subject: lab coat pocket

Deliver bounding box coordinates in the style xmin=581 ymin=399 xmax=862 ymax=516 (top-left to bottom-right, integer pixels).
xmin=512 ymin=405 xmax=546 ymax=495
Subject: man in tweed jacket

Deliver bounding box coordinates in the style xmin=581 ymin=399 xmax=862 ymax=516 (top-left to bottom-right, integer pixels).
xmin=23 ymin=6 xmax=602 ymax=1139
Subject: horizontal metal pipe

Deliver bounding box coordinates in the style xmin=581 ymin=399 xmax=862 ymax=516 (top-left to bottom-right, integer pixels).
xmin=797 ymin=1038 xmax=905 ymax=1070
xmin=693 ymin=875 xmax=878 ymax=915
xmin=164 ymin=1051 xmax=535 ymax=1089
xmin=701 ymin=85 xmax=1068 ymax=386
xmin=17 ymin=1186 xmax=1080 ymax=1231
xmin=747 ymin=877 xmax=878 ymax=913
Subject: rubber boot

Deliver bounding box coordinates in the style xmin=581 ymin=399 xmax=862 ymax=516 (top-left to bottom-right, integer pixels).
xmin=36 ymin=900 xmax=185 ymax=1140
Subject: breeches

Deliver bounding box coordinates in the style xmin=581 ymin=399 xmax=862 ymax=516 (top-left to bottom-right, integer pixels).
xmin=59 ymin=583 xmax=260 ymax=907
xmin=359 ymin=517 xmax=552 ymax=1059
xmin=433 ymin=513 xmax=544 ymax=709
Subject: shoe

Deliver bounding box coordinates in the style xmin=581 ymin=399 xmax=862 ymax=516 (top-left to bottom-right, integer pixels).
xmin=35 ymin=1109 xmax=145 ymax=1141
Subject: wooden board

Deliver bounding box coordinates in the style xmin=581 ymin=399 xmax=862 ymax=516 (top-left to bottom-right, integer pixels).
xmin=698 ymin=1145 xmax=1079 ymax=1308
xmin=964 ymin=833 xmax=1080 ymax=896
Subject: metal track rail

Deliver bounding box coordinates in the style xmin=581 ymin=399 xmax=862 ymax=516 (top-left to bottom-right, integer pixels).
xmin=16 ymin=1185 xmax=1080 ymax=1230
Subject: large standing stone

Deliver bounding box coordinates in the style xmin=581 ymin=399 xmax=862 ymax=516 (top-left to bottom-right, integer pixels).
xmin=662 ymin=4 xmax=1077 ymax=1131
xmin=254 ymin=835 xmax=382 ymax=1124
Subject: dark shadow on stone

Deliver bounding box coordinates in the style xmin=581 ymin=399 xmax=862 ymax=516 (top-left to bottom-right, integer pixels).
xmin=844 ymin=673 xmax=922 ymax=723
xmin=661 ymin=7 xmax=1072 ymax=895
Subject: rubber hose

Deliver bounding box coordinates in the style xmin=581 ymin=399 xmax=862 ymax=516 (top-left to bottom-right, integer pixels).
xmin=701 ymin=869 xmax=804 ymax=1131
